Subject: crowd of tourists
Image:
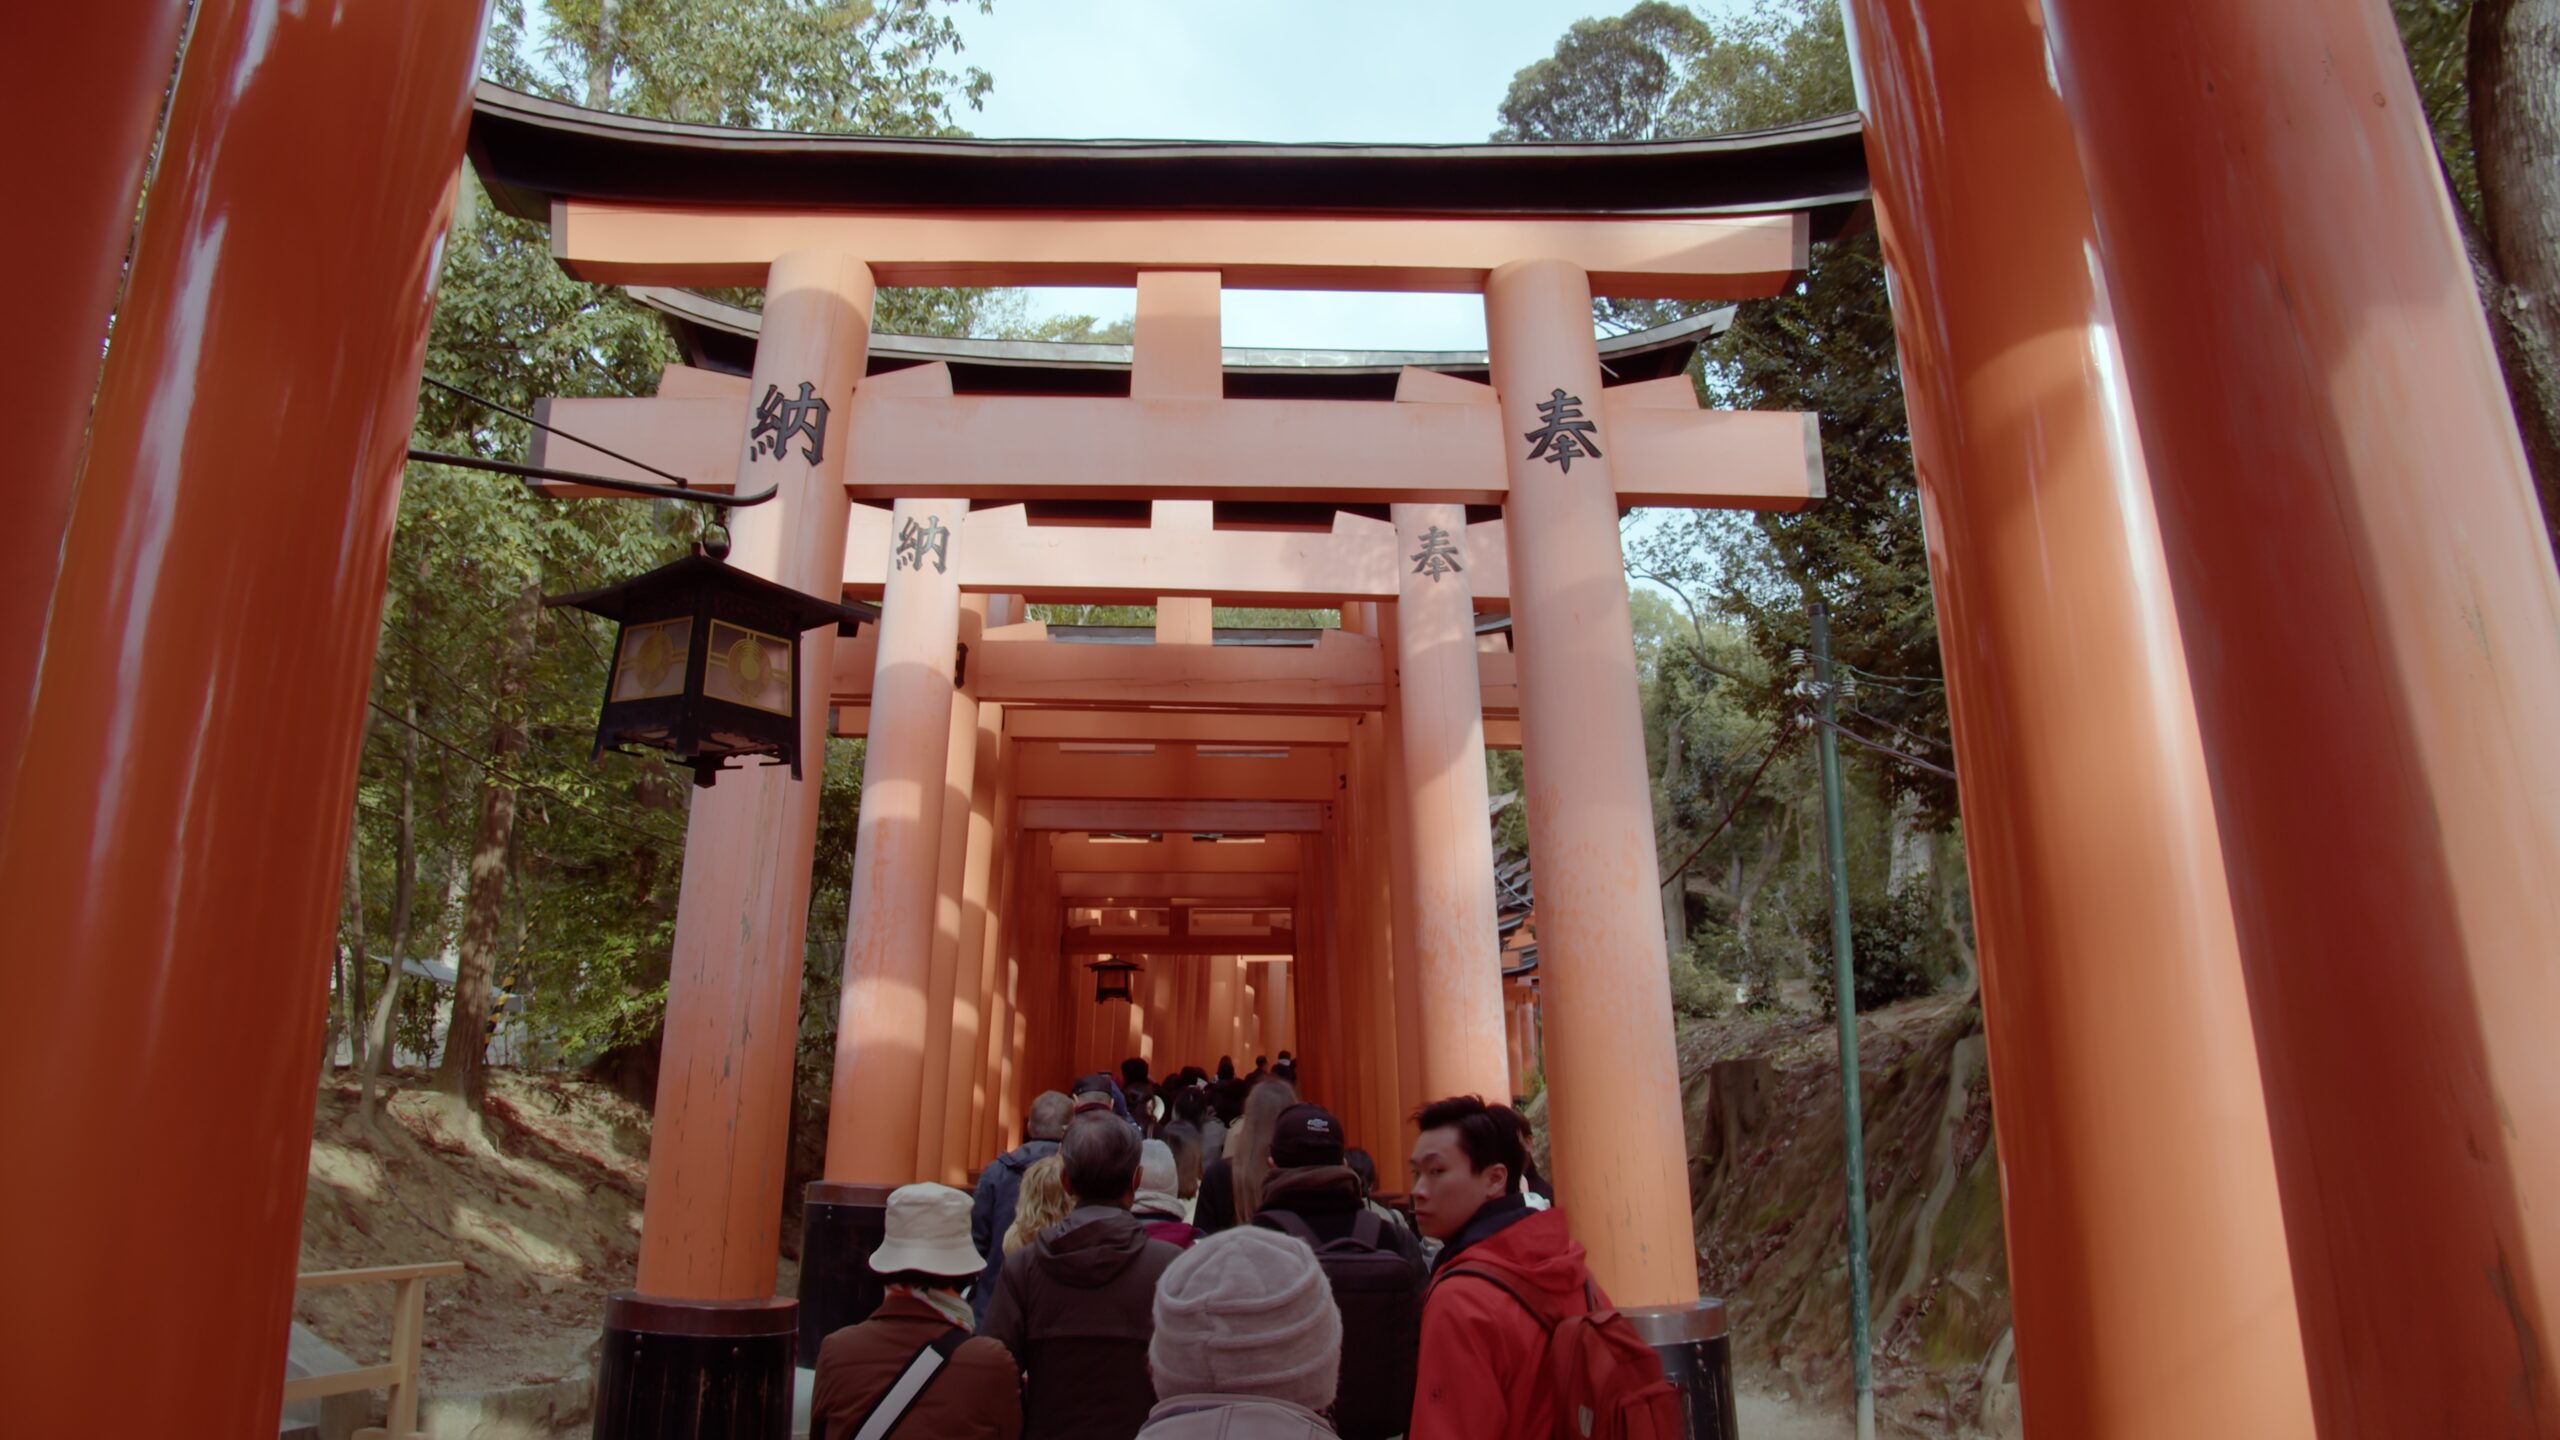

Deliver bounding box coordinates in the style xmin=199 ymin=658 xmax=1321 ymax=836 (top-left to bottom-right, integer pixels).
xmin=806 ymin=1052 xmax=1672 ymax=1440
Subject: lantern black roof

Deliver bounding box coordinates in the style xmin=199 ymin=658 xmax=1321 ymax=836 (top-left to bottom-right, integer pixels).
xmin=546 ymin=549 xmax=880 ymax=631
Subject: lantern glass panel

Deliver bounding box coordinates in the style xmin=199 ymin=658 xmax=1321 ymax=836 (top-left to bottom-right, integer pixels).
xmin=611 ymin=618 xmax=691 ymax=702
xmin=703 ymin=620 xmax=793 ymax=715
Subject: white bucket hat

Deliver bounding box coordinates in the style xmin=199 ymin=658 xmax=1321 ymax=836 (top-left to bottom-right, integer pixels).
xmin=866 ymin=1182 xmax=985 ymax=1279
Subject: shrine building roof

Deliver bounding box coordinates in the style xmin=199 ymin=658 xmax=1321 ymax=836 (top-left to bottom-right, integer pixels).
xmin=468 ymin=84 xmax=1869 ymax=240
xmin=629 ymin=285 xmax=1735 ymax=400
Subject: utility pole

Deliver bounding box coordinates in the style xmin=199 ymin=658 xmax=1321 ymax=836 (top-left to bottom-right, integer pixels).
xmin=1809 ymin=597 xmax=1878 ymax=1440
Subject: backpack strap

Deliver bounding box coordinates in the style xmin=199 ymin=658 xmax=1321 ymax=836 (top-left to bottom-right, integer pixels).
xmin=1259 ymin=1208 xmax=1323 ymax=1246
xmin=1349 ymin=1208 xmax=1386 ymax=1250
xmin=839 ymin=1327 xmax=969 ymax=1440
xmin=1435 ymin=1264 xmax=1556 ymax=1335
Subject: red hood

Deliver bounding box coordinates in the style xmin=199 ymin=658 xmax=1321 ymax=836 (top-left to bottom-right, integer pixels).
xmin=1437 ymin=1207 xmax=1601 ymax=1313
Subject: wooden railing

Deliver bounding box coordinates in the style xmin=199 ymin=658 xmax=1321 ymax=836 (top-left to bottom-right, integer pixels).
xmin=287 ymin=1261 xmax=465 ymax=1440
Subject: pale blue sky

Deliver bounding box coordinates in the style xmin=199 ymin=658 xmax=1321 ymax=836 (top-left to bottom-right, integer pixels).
xmin=945 ymin=0 xmax=1737 ymax=350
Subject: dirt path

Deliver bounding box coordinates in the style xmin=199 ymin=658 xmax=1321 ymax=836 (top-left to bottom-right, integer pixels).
xmin=1737 ymin=1386 xmax=1848 ymax=1439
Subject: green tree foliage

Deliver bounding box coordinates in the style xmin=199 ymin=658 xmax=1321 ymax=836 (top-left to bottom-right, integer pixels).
xmin=1500 ymin=3 xmax=1967 ymax=1016
xmin=337 ymin=0 xmax=1003 ymax=1094
xmin=2389 ymin=0 xmax=2560 ymax=559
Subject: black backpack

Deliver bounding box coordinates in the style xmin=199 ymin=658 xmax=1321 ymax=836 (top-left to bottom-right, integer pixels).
xmin=1257 ymin=1208 xmax=1426 ymax=1440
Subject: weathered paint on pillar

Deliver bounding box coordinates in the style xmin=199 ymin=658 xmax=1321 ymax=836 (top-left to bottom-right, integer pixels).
xmin=1485 ymin=259 xmax=1695 ymax=1307
xmin=0 ymin=3 xmax=484 ymax=1432
xmin=1389 ymin=507 xmax=1512 ymax=1102
xmin=1837 ymin=2 xmax=2317 ymax=1432
xmin=2037 ymin=0 xmax=2560 ymax=1426
xmin=0 ymin=1 xmax=192 ymax=823
xmin=827 ymin=490 xmax=967 ymax=1184
xmin=640 ymin=250 xmax=874 ymax=1297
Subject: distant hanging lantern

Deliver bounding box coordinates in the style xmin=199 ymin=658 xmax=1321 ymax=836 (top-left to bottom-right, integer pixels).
xmin=546 ymin=538 xmax=876 ymax=787
xmin=1089 ymin=957 xmax=1141 ymax=1005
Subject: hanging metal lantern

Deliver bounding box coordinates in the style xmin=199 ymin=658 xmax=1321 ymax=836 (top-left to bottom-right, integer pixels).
xmin=1089 ymin=957 xmax=1141 ymax=1005
xmin=547 ymin=541 xmax=877 ymax=787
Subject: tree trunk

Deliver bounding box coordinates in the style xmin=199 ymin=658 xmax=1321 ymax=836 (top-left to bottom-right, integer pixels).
xmin=1927 ymin=829 xmax=1978 ymax=990
xmin=359 ymin=690 xmax=422 ymax=1127
xmin=1733 ymin=821 xmax=1786 ymax=944
xmin=433 ymin=579 xmax=539 ymax=1108
xmin=2470 ymin=0 xmax=2560 ymax=559
xmin=334 ymin=820 xmax=368 ymax=1077
xmin=585 ymin=0 xmax=620 ymax=110
xmin=1658 ymin=716 xmax=1688 ymax=950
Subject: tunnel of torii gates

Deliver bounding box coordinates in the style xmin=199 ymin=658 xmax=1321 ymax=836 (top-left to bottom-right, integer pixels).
xmin=10 ymin=4 xmax=2560 ymax=1439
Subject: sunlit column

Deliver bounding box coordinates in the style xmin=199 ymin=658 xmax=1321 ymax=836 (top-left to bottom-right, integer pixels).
xmin=1485 ymin=259 xmax=1694 ymax=1307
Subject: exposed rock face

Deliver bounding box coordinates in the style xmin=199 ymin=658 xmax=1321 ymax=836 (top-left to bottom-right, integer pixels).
xmin=1679 ymin=993 xmax=2014 ymax=1430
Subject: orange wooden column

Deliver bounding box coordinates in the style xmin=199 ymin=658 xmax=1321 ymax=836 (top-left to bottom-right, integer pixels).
xmin=932 ymin=680 xmax=1002 ymax=1183
xmin=1181 ymin=956 xmax=1210 ymax=1074
xmin=827 ymin=488 xmax=967 ymax=1184
xmin=969 ymin=722 xmax=1018 ymax=1163
xmin=1389 ymin=507 xmax=1512 ymax=1101
xmin=1350 ymin=706 xmax=1414 ymax=1181
xmin=1838 ymin=2 xmax=2316 ymax=1432
xmin=1135 ymin=272 xmax=1222 ymax=645
xmin=1259 ymin=961 xmax=1287 ymax=1061
xmin=2037 ymin=0 xmax=2560 ymax=1426
xmin=0 ymin=0 xmax=191 ymax=823
xmin=1206 ymin=956 xmax=1240 ymax=1073
xmin=0 ymin=3 xmax=483 ymax=1434
xmin=1377 ymin=607 xmax=1431 ymax=1140
xmin=921 ymin=602 xmax=988 ymax=1178
xmin=1485 ymin=259 xmax=1695 ymax=1308
xmin=638 ymin=250 xmax=873 ymax=1300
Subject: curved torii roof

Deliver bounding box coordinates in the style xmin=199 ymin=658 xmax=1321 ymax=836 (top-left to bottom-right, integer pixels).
xmin=468 ymin=83 xmax=1869 ymax=239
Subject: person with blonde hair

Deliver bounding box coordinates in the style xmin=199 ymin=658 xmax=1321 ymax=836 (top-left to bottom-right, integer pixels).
xmin=1005 ymin=1153 xmax=1073 ymax=1254
xmin=1194 ymin=1077 xmax=1297 ymax=1233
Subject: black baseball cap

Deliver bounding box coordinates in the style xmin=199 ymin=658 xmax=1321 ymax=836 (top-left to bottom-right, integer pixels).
xmin=1270 ymin=1103 xmax=1346 ymax=1168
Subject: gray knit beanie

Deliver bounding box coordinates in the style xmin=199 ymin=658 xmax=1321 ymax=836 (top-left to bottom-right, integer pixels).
xmin=1148 ymin=1227 xmax=1342 ymax=1411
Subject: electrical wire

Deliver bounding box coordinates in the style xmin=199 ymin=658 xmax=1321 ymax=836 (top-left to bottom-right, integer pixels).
xmin=1658 ymin=729 xmax=1797 ymax=891
xmin=1846 ymin=705 xmax=1951 ymax=755
xmin=1819 ymin=717 xmax=1959 ymax=781
xmin=421 ymin=374 xmax=695 ymax=489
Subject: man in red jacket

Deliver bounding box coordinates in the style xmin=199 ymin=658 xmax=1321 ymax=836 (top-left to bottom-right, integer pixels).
xmin=1404 ymin=1094 xmax=1608 ymax=1440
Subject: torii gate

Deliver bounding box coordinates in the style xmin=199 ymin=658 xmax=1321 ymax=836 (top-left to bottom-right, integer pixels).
xmin=20 ymin=10 xmax=2560 ymax=1439
xmin=524 ymin=182 xmax=1824 ymax=1401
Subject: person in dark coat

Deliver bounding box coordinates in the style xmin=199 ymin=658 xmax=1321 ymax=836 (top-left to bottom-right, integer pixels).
xmin=982 ymin=1112 xmax=1182 ymax=1440
xmin=1194 ymin=1077 xmax=1296 ymax=1234
xmin=812 ymin=1182 xmax=1023 ymax=1440
xmin=1251 ymin=1105 xmax=1425 ymax=1440
xmin=971 ymin=1091 xmax=1073 ymax=1323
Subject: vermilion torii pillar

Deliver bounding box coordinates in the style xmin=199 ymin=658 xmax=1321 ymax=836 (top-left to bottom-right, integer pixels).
xmin=915 ymin=598 xmax=986 ymax=1185
xmin=605 ymin=250 xmax=872 ymax=1432
xmin=1838 ymin=3 xmax=2315 ymax=1433
xmin=1392 ymin=492 xmax=1514 ymax=1098
xmin=0 ymin=7 xmax=484 ymax=1435
xmin=804 ymin=482 xmax=966 ymax=1349
xmin=1486 ymin=258 xmax=1701 ymax=1309
xmin=2038 ymin=0 xmax=2560 ymax=1428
